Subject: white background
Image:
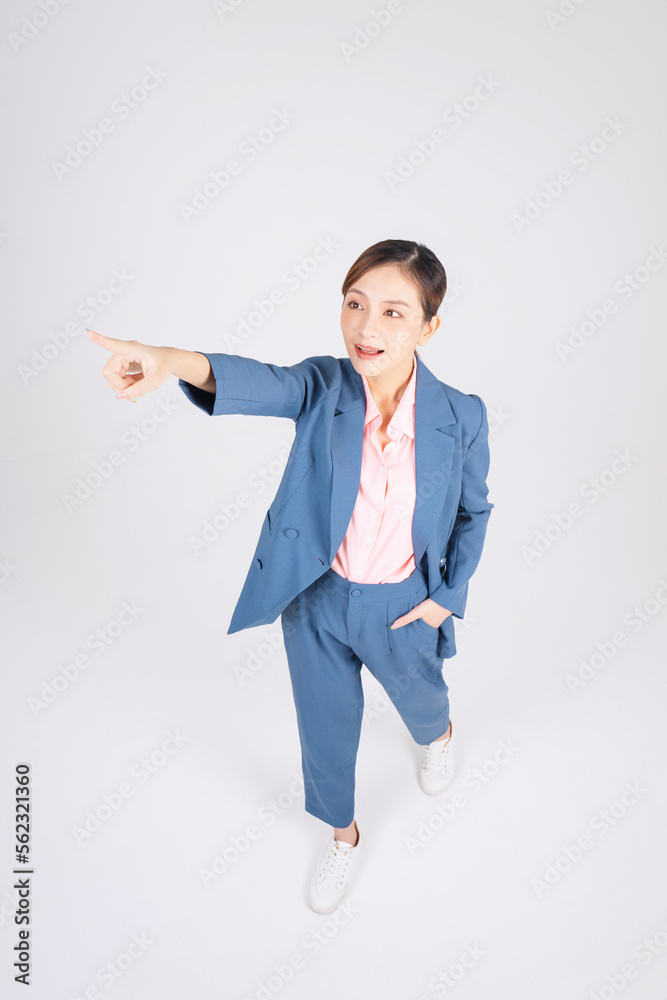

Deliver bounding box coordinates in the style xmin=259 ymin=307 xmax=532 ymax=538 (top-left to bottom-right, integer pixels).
xmin=1 ymin=0 xmax=666 ymax=997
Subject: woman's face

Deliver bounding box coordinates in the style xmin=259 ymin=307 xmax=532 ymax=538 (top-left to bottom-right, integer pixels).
xmin=340 ymin=263 xmax=439 ymax=380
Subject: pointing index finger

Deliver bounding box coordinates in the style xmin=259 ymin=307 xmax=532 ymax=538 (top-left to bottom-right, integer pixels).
xmin=86 ymin=328 xmax=124 ymax=352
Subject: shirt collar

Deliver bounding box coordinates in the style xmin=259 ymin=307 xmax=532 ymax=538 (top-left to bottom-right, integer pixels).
xmin=360 ymin=354 xmax=417 ymax=439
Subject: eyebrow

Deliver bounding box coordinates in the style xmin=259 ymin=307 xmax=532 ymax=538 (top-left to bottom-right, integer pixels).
xmin=347 ymin=287 xmax=411 ymax=308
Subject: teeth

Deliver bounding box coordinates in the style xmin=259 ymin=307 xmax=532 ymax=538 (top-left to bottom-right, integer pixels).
xmin=358 ymin=346 xmax=381 ymax=354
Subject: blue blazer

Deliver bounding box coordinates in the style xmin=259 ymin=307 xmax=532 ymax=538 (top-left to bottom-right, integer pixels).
xmin=178 ymin=351 xmax=494 ymax=659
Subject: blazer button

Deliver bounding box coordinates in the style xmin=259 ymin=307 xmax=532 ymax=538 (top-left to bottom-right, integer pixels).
xmin=284 ymin=528 xmax=299 ymax=539
xmin=256 ymin=558 xmax=263 ymax=569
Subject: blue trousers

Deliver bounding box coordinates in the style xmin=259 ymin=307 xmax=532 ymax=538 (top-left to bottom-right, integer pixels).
xmin=280 ymin=565 xmax=450 ymax=828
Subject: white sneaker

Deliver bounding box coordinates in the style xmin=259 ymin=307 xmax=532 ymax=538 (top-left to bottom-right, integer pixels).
xmin=308 ymin=819 xmax=363 ymax=914
xmin=419 ymin=720 xmax=456 ymax=795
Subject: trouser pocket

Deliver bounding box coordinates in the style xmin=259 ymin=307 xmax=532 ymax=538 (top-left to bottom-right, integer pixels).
xmin=386 ymin=595 xmax=439 ymax=655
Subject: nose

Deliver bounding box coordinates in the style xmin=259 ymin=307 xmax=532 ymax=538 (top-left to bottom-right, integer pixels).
xmin=357 ymin=316 xmax=382 ymax=340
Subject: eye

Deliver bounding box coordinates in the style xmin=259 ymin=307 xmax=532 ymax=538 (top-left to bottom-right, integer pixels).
xmin=345 ymin=300 xmax=401 ymax=317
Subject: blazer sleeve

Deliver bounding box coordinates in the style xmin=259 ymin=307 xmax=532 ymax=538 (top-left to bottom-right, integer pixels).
xmin=429 ymin=394 xmax=494 ymax=619
xmin=177 ymin=351 xmax=332 ymax=422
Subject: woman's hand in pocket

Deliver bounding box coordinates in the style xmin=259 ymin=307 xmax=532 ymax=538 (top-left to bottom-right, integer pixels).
xmin=390 ymin=598 xmax=452 ymax=630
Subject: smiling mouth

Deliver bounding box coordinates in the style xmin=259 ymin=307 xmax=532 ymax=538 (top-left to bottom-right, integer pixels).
xmin=355 ymin=344 xmax=384 ymax=356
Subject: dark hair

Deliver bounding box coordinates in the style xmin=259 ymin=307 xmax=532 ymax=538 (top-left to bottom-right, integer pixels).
xmin=341 ymin=239 xmax=447 ymax=360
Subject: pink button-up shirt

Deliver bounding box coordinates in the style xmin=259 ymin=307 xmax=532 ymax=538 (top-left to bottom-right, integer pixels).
xmin=331 ymin=355 xmax=417 ymax=584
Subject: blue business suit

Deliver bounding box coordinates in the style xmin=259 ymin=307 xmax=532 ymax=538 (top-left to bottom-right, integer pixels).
xmin=178 ymin=351 xmax=494 ymax=825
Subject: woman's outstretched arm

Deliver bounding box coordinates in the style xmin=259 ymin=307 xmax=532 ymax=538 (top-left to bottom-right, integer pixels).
xmin=89 ymin=328 xmax=339 ymax=424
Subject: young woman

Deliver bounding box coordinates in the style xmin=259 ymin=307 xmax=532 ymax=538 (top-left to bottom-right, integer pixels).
xmin=89 ymin=238 xmax=494 ymax=914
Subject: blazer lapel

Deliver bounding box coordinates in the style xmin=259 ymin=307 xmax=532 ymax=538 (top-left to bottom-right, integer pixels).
xmin=329 ymin=354 xmax=457 ymax=568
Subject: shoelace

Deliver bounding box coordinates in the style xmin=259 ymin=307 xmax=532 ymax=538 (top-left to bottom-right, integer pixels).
xmin=318 ymin=840 xmax=356 ymax=888
xmin=423 ymin=738 xmax=452 ymax=773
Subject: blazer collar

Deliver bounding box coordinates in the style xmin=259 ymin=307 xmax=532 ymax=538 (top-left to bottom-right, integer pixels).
xmin=337 ymin=353 xmax=456 ymax=428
